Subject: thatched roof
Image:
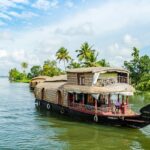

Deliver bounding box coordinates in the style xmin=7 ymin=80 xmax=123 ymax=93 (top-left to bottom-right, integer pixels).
xmin=31 ymin=76 xmax=50 ymax=81
xmin=67 ymin=67 xmax=129 ymax=74
xmin=64 ymin=83 xmax=134 ymax=95
xmin=45 ymin=75 xmax=67 ymax=82
xmin=35 ymin=82 xmax=66 ymax=90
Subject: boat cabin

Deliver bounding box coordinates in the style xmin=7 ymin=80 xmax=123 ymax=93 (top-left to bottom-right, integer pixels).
xmin=64 ymin=67 xmax=135 ymax=117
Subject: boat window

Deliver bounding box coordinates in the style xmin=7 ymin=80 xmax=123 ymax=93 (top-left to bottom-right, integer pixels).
xmin=75 ymin=93 xmax=83 ymax=103
xmin=87 ymin=95 xmax=94 ymax=106
xmin=68 ymin=93 xmax=74 ymax=105
xmin=77 ymin=73 xmax=85 ymax=85
xmin=117 ymin=73 xmax=128 ymax=83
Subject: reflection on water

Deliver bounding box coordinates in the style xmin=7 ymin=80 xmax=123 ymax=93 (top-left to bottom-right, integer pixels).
xmin=0 ymin=78 xmax=149 ymax=150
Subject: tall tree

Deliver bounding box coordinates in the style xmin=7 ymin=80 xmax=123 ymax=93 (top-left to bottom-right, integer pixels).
xmin=21 ymin=62 xmax=28 ymax=74
xmin=124 ymin=47 xmax=140 ymax=85
xmin=56 ymin=47 xmax=71 ymax=70
xmin=29 ymin=65 xmax=42 ymax=78
xmin=67 ymin=59 xmax=81 ymax=69
xmin=97 ymin=59 xmax=110 ymax=67
xmin=139 ymin=55 xmax=150 ymax=75
xmin=9 ymin=68 xmax=20 ymax=81
xmin=76 ymin=42 xmax=110 ymax=67
xmin=42 ymin=60 xmax=63 ymax=77
xmin=84 ymin=51 xmax=99 ymax=67
xmin=124 ymin=47 xmax=150 ymax=87
xmin=76 ymin=42 xmax=95 ymax=62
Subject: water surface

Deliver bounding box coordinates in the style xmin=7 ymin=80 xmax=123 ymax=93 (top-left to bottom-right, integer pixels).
xmin=0 ymin=78 xmax=149 ymax=150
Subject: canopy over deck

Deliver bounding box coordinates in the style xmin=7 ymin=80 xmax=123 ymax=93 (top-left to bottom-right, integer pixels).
xmin=35 ymin=82 xmax=66 ymax=90
xmin=45 ymin=75 xmax=67 ymax=82
xmin=31 ymin=76 xmax=50 ymax=81
xmin=64 ymin=83 xmax=134 ymax=95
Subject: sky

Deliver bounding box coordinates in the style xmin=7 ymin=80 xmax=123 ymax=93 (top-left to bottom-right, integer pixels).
xmin=0 ymin=0 xmax=150 ymax=75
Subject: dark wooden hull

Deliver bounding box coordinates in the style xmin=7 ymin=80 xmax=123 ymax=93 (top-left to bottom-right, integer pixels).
xmin=35 ymin=99 xmax=150 ymax=128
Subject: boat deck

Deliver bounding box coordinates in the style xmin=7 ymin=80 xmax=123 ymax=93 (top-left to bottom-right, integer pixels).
xmin=69 ymin=103 xmax=138 ymax=117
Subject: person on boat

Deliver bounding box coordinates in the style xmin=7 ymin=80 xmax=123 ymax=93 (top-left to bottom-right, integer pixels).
xmin=115 ymin=99 xmax=121 ymax=113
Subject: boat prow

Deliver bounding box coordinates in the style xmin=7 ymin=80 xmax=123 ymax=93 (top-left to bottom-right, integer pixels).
xmin=140 ymin=104 xmax=150 ymax=120
xmin=124 ymin=104 xmax=150 ymax=128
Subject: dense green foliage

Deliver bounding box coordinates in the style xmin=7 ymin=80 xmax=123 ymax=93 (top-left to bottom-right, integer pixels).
xmin=27 ymin=65 xmax=42 ymax=79
xmin=41 ymin=60 xmax=63 ymax=77
xmin=67 ymin=59 xmax=81 ymax=69
xmin=9 ymin=68 xmax=29 ymax=83
xmin=124 ymin=47 xmax=150 ymax=91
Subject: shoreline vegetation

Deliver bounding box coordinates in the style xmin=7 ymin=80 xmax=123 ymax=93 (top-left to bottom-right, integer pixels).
xmin=8 ymin=42 xmax=150 ymax=91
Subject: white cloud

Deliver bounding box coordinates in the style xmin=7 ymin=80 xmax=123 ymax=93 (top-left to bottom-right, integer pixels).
xmin=0 ymin=0 xmax=31 ymax=23
xmin=0 ymin=0 xmax=23 ymax=10
xmin=10 ymin=0 xmax=29 ymax=4
xmin=0 ymin=50 xmax=8 ymax=58
xmin=123 ymin=34 xmax=138 ymax=46
xmin=0 ymin=21 xmax=6 ymax=26
xmin=105 ymin=34 xmax=139 ymax=66
xmin=0 ymin=0 xmax=15 ymax=8
xmin=0 ymin=12 xmax=12 ymax=20
xmin=55 ymin=22 xmax=93 ymax=36
xmin=0 ymin=31 xmax=13 ymax=41
xmin=50 ymin=0 xmax=59 ymax=8
xmin=9 ymin=11 xmax=38 ymax=19
xmin=65 ymin=0 xmax=74 ymax=8
xmin=32 ymin=0 xmax=59 ymax=10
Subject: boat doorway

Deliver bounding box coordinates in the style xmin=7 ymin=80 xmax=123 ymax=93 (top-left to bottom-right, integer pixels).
xmin=41 ymin=88 xmax=45 ymax=100
xmin=57 ymin=90 xmax=62 ymax=105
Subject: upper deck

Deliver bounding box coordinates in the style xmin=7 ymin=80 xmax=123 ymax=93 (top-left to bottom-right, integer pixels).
xmin=67 ymin=67 xmax=130 ymax=87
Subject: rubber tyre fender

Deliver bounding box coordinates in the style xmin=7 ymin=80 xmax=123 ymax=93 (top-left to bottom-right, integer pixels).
xmin=38 ymin=100 xmax=41 ymax=106
xmin=47 ymin=103 xmax=51 ymax=110
xmin=94 ymin=115 xmax=98 ymax=122
xmin=60 ymin=107 xmax=65 ymax=114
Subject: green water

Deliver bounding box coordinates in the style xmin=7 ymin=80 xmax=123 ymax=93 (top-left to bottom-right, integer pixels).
xmin=0 ymin=78 xmax=149 ymax=150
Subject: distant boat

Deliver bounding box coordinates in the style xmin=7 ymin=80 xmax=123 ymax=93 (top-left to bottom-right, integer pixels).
xmin=29 ymin=76 xmax=50 ymax=90
xmin=33 ymin=67 xmax=150 ymax=128
xmin=0 ymin=76 xmax=8 ymax=78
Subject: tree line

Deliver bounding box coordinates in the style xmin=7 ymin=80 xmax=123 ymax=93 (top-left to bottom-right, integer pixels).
xmin=9 ymin=42 xmax=150 ymax=91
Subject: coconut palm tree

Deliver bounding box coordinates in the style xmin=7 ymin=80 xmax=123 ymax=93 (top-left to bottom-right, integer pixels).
xmin=76 ymin=42 xmax=95 ymax=62
xmin=84 ymin=52 xmax=99 ymax=67
xmin=21 ymin=62 xmax=28 ymax=74
xmin=67 ymin=59 xmax=81 ymax=69
xmin=97 ymin=59 xmax=110 ymax=67
xmin=56 ymin=47 xmax=71 ymax=70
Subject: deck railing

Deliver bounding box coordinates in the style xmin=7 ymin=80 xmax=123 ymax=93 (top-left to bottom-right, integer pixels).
xmin=98 ymin=76 xmax=129 ymax=86
xmin=69 ymin=102 xmax=130 ymax=114
xmin=70 ymin=102 xmax=111 ymax=112
xmin=117 ymin=76 xmax=129 ymax=83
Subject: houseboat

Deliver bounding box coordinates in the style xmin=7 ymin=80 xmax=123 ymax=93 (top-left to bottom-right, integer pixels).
xmin=34 ymin=67 xmax=150 ymax=128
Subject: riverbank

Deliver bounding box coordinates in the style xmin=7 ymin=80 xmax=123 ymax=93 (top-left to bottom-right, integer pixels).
xmin=135 ymin=90 xmax=150 ymax=95
xmin=10 ymin=79 xmax=31 ymax=83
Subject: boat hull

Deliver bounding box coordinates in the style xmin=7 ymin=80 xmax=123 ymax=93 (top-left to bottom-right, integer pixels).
xmin=35 ymin=99 xmax=150 ymax=128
